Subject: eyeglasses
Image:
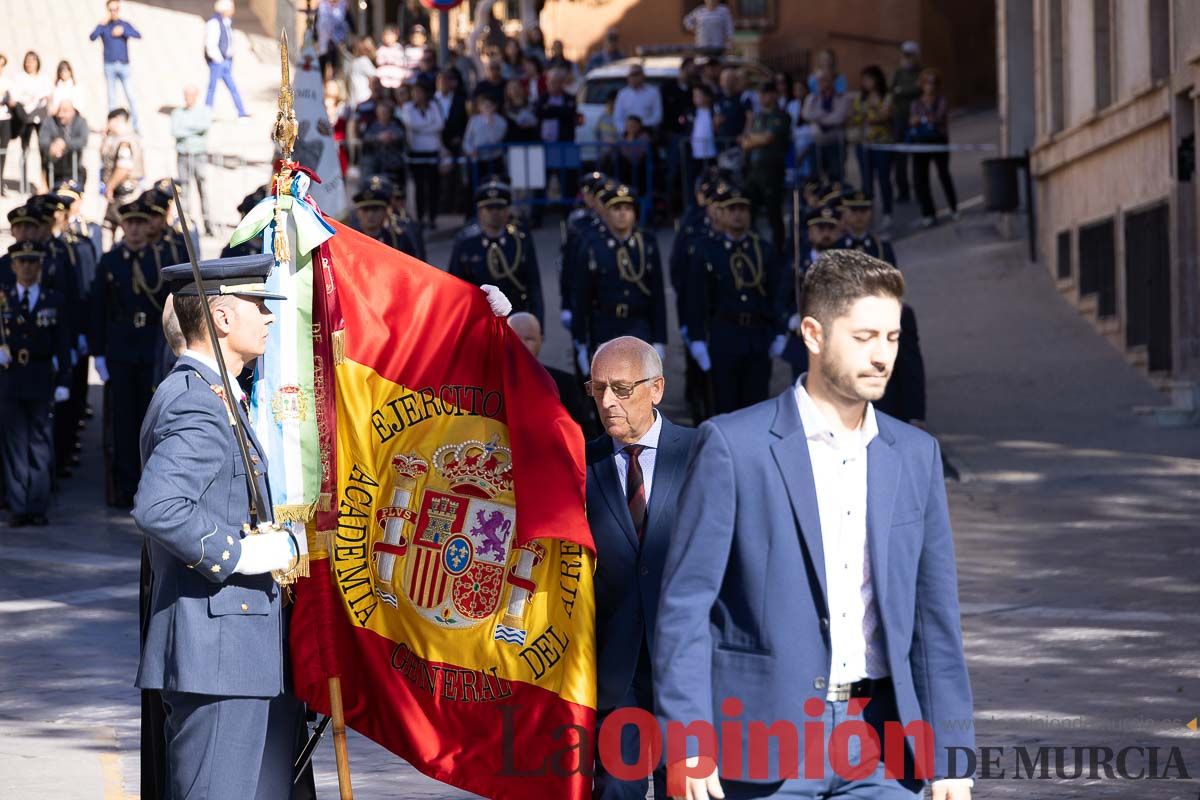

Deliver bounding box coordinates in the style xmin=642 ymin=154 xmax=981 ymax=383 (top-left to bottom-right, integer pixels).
xmin=583 ymin=377 xmax=654 ymax=400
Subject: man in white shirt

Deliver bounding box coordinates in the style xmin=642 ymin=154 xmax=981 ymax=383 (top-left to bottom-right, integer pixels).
xmin=655 ymin=249 xmax=974 ymax=799
xmin=683 ymin=0 xmax=736 ymax=52
xmin=613 ymin=64 xmax=663 ymax=135
xmin=204 ymin=0 xmax=248 ymax=118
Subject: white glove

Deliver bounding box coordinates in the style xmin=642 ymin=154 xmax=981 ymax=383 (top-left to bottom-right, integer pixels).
xmin=559 ymin=309 xmax=572 ymax=330
xmin=480 ymin=284 xmax=512 ymax=317
xmin=575 ymin=342 xmax=590 ymax=376
xmin=689 ymin=340 xmax=712 ymax=372
xmin=0 ymin=348 xmax=10 ymax=368
xmin=76 ymin=334 xmax=88 ymax=356
xmin=94 ymin=356 xmax=110 ymax=382
xmin=653 ymin=342 xmax=667 ymax=362
xmin=54 ymin=386 xmax=70 ymax=403
xmin=788 ymin=313 xmax=801 ymax=333
xmin=769 ymin=334 xmax=787 ymax=359
xmin=233 ymin=528 xmax=297 ymax=575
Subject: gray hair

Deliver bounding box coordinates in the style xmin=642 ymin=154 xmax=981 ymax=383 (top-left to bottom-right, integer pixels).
xmin=592 ymin=336 xmax=662 ymax=379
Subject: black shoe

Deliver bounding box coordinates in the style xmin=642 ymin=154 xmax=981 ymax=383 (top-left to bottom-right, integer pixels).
xmin=29 ymin=515 xmax=48 ymax=526
xmin=9 ymin=514 xmax=29 ymax=527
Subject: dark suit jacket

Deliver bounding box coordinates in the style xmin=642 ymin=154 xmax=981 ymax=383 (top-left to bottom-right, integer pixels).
xmin=876 ymin=303 xmax=927 ymax=423
xmin=654 ymin=391 xmax=973 ymax=782
xmin=587 ymin=415 xmax=698 ymax=711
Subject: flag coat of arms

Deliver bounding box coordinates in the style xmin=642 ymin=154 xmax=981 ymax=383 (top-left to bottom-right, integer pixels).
xmin=291 ymin=221 xmax=596 ymax=800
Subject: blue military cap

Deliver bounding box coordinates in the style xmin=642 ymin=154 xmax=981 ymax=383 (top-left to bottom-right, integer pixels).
xmin=806 ymin=204 xmax=842 ymax=228
xmin=138 ymin=189 xmax=170 ymax=216
xmin=475 ymin=180 xmax=512 ymax=208
xmin=8 ymin=241 xmax=46 ymax=261
xmin=841 ymin=189 xmax=873 ymax=209
xmin=354 ymin=175 xmax=393 ymax=208
xmin=7 ymin=205 xmax=41 ymax=226
xmin=582 ymin=171 xmax=608 ymax=194
xmin=601 ymin=183 xmax=637 ymax=208
xmin=162 ymin=254 xmax=288 ymax=301
xmin=54 ymin=179 xmax=84 ymax=202
xmin=118 ymin=197 xmax=155 ymax=221
xmin=712 ymin=182 xmax=750 ymax=208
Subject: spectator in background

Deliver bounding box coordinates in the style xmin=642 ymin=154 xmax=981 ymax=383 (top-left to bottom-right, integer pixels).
xmin=909 ymin=67 xmax=958 ymax=227
xmin=502 ymin=79 xmax=539 ymax=143
xmin=39 ymin=99 xmax=88 ymax=189
xmin=12 ymin=51 xmax=52 ymax=178
xmin=324 ymin=78 xmax=349 ymax=175
xmin=698 ymin=56 xmax=722 ymax=93
xmin=616 ymin=115 xmax=651 ymax=196
xmin=90 ymin=0 xmax=141 ymax=130
xmin=613 ymin=64 xmax=662 ymax=136
xmin=400 ymin=79 xmax=445 ymax=229
xmin=0 ymin=55 xmax=12 ymax=196
xmin=687 ymin=84 xmax=718 ymax=185
xmin=463 ymin=92 xmax=507 ymax=182
xmin=435 ymin=69 xmax=469 ymax=214
xmin=522 ymin=58 xmax=546 ymax=104
xmin=360 ymin=99 xmax=405 ymax=189
xmin=586 ymin=28 xmax=624 ymax=72
xmin=475 ymin=59 xmax=507 ymax=112
xmin=349 ymin=77 xmax=387 ymax=145
xmin=50 ymin=61 xmax=79 ymax=117
xmin=348 ymin=37 xmax=377 ymax=107
xmin=801 ymin=68 xmax=849 ymax=181
xmin=535 ymin=67 xmax=580 ymax=220
xmin=741 ymin=80 xmax=790 ymax=246
xmin=547 ymin=40 xmax=579 ymax=89
xmin=316 ymin=0 xmax=350 ymax=80
xmin=414 ymin=48 xmax=439 ymax=88
xmin=595 ymin=90 xmax=620 ymax=171
xmin=683 ymin=0 xmax=736 ymax=52
xmin=890 ymin=40 xmax=922 ymax=203
xmin=170 ymin=85 xmax=213 ymax=237
xmin=806 ymin=47 xmax=847 ymax=94
xmin=785 ymin=74 xmax=805 ymax=126
xmin=786 ymin=74 xmax=813 ymax=178
xmin=773 ymin=72 xmax=790 ymax=108
xmin=204 ymin=0 xmax=248 ymax=118
xmin=713 ymin=66 xmax=750 ymax=148
xmin=98 ymin=108 xmax=143 ymax=230
xmin=450 ymin=38 xmax=478 ymax=91
xmin=661 ymin=57 xmax=696 ymax=214
xmin=849 ymin=65 xmax=894 ymax=227
xmin=501 ymin=39 xmax=526 ymax=81
xmin=523 ymin=26 xmax=548 ymax=67
xmin=375 ymin=26 xmax=406 ymax=89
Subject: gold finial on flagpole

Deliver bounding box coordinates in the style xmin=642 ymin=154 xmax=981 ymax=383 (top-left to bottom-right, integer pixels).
xmin=273 ymin=30 xmax=298 ymax=165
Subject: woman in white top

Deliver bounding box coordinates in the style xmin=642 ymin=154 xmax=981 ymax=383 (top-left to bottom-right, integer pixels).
xmin=400 ymin=80 xmax=445 ymax=228
xmin=347 ymin=37 xmax=377 ymax=108
xmin=12 ymin=50 xmax=52 ymax=160
xmin=50 ymin=60 xmax=79 ymax=116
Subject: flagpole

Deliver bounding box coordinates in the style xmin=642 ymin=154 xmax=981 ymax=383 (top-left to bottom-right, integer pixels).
xmin=274 ymin=29 xmax=354 ymax=799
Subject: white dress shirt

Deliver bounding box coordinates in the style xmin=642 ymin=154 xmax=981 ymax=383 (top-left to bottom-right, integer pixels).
xmin=795 ymin=376 xmax=887 ymax=685
xmin=690 ymin=107 xmax=717 ymax=159
xmin=16 ymin=283 xmax=41 ymax=310
xmin=611 ymin=409 xmax=662 ymax=505
xmin=613 ymin=84 xmax=663 ymax=132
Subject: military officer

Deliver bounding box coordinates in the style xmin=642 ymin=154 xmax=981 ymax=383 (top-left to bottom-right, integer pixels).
xmin=448 ymin=181 xmax=545 ymax=325
xmin=685 ymin=184 xmax=784 ymax=414
xmin=20 ymin=197 xmax=83 ymax=312
xmin=91 ymin=197 xmax=173 ymax=508
xmin=559 ymin=171 xmax=608 ymax=333
xmin=779 ymin=204 xmax=844 ymax=379
xmin=350 ymin=176 xmax=422 ymax=257
xmin=571 ymin=184 xmax=667 ymax=374
xmin=839 ymin=189 xmax=897 ymax=265
xmin=134 ymin=254 xmax=304 ymax=799
xmin=53 ymin=180 xmax=101 ymax=449
xmin=669 ymin=171 xmax=721 ymax=423
xmin=57 ymin=178 xmax=104 ymax=260
xmin=139 ymin=187 xmax=187 ymax=267
xmin=221 ymin=186 xmax=269 ymax=258
xmin=0 ymin=241 xmax=72 ymax=526
xmin=388 ymin=179 xmax=426 ymax=261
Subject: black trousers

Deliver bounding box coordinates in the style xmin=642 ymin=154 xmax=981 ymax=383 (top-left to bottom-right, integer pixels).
xmin=913 ymin=150 xmax=958 ymax=219
xmin=1 ymin=396 xmax=53 ymax=516
xmin=408 ymin=151 xmax=441 ymax=225
xmin=711 ymin=350 xmax=772 ymax=414
xmin=107 ymin=359 xmax=155 ymax=502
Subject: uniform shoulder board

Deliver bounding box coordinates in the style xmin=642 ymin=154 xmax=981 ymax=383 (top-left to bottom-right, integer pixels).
xmin=457 ymin=223 xmax=482 ymax=240
xmin=507 ymin=223 xmax=524 ymax=239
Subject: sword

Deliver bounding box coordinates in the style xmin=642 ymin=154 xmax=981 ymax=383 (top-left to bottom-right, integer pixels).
xmin=293 ymin=714 xmax=331 ymax=784
xmin=169 ymin=180 xmax=269 ymax=523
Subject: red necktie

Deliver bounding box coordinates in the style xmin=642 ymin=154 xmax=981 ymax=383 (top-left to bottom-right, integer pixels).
xmin=624 ymin=444 xmax=647 ymax=541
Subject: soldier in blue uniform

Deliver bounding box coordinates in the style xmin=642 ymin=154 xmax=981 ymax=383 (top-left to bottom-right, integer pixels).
xmin=571 ymin=184 xmax=667 ymax=373
xmin=221 ymin=186 xmax=269 ymax=258
xmin=448 ymin=181 xmax=545 ymax=325
xmin=140 ymin=187 xmax=187 ymax=267
xmin=839 ymin=189 xmax=897 ymax=264
xmin=134 ymin=253 xmax=305 ymax=799
xmin=780 ymin=203 xmax=844 ymax=379
xmin=349 ymin=176 xmax=422 ymax=257
xmin=685 ymin=184 xmax=785 ymax=414
xmin=53 ymin=180 xmax=101 ymax=452
xmin=58 ymin=178 xmax=104 ymax=266
xmin=0 ymin=241 xmax=72 ymax=526
xmin=670 ymin=170 xmax=722 ymax=423
xmin=91 ymin=197 xmax=173 ymax=508
xmin=559 ymin=171 xmax=608 ymax=333
xmin=388 ymin=179 xmax=427 ymax=261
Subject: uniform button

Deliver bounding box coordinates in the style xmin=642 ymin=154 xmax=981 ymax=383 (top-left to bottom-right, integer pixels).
xmin=819 ymin=617 xmax=829 ymax=631
xmin=241 ymin=603 xmax=249 ymax=612
xmin=814 ymin=677 xmax=826 ymax=690
xmin=740 ymin=294 xmax=747 ymax=301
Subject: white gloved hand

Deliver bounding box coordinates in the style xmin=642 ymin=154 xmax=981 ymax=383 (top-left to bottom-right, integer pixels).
xmin=0 ymin=348 xmax=11 ymax=368
xmin=93 ymin=356 xmax=110 ymax=382
xmin=788 ymin=313 xmax=802 ymax=333
xmin=480 ymin=284 xmax=512 ymax=317
xmin=54 ymin=386 xmax=70 ymax=403
xmin=559 ymin=309 xmax=572 ymax=330
xmin=77 ymin=334 xmax=88 ymax=356
xmin=653 ymin=342 xmax=667 ymax=362
xmin=689 ymin=340 xmax=712 ymax=372
xmin=575 ymin=342 xmax=590 ymax=376
xmin=233 ymin=528 xmax=297 ymax=576
xmin=769 ymin=334 xmax=787 ymax=359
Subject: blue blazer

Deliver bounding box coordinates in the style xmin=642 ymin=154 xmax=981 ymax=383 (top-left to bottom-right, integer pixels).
xmin=132 ymin=355 xmax=284 ymax=698
xmin=653 ymin=390 xmax=974 ymax=782
xmin=587 ymin=415 xmax=697 ymax=712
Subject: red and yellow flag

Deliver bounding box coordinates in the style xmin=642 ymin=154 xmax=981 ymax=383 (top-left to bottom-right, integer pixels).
xmin=291 ymin=222 xmax=596 ymax=799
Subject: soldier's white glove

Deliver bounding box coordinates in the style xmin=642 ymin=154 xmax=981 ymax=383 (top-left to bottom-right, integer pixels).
xmin=560 ymin=309 xmax=572 ymax=330
xmin=0 ymin=348 xmax=10 ymax=369
xmin=689 ymin=340 xmax=712 ymax=372
xmin=788 ymin=313 xmax=802 ymax=333
xmin=77 ymin=334 xmax=88 ymax=356
xmin=54 ymin=386 xmax=70 ymax=404
xmin=480 ymin=284 xmax=512 ymax=317
xmin=233 ymin=527 xmax=297 ymax=576
xmin=575 ymin=342 xmax=590 ymax=376
xmin=93 ymin=356 xmax=110 ymax=382
xmin=653 ymin=342 xmax=667 ymax=362
xmin=769 ymin=334 xmax=787 ymax=359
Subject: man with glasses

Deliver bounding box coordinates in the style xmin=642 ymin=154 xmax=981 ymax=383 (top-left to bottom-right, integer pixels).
xmin=583 ymin=336 xmax=697 ymax=800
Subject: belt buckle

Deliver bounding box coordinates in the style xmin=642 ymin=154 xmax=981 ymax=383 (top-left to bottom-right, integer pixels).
xmin=615 ymin=303 xmax=629 ymax=318
xmin=738 ymin=312 xmax=753 ymax=326
xmin=132 ymin=311 xmax=147 ymax=329
xmin=825 ymin=682 xmax=852 ymax=702
xmin=16 ymin=348 xmax=30 ymax=366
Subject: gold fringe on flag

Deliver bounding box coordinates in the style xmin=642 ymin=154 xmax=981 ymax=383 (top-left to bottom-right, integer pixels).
xmin=274 ymin=501 xmax=318 ymax=524
xmin=332 ymin=330 xmax=346 ymax=365
xmin=318 ymin=492 xmax=333 ymax=513
xmin=310 ymin=529 xmax=336 ymax=559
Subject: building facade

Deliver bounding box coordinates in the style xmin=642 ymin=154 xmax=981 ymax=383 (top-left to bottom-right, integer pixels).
xmin=1006 ymin=0 xmax=1200 ymax=382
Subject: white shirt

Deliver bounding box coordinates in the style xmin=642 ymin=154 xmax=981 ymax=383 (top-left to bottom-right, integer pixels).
xmin=399 ymin=101 xmax=444 ymax=153
xmin=611 ymin=409 xmax=662 ymax=505
xmin=205 ymin=16 xmax=232 ymax=64
xmin=690 ymin=107 xmax=717 ymax=159
xmin=182 ymin=348 xmax=246 ymax=405
xmin=15 ymin=283 xmax=40 ymax=310
xmin=795 ymin=375 xmax=887 ymax=685
xmin=682 ymin=3 xmax=735 ymax=49
xmin=613 ymin=84 xmax=663 ymax=132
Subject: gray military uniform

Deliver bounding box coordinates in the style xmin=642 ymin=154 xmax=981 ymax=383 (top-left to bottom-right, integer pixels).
xmin=133 ymin=354 xmax=300 ymax=799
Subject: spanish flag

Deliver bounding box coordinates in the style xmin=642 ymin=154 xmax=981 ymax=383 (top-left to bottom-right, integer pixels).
xmin=291 ymin=221 xmax=596 ymax=799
